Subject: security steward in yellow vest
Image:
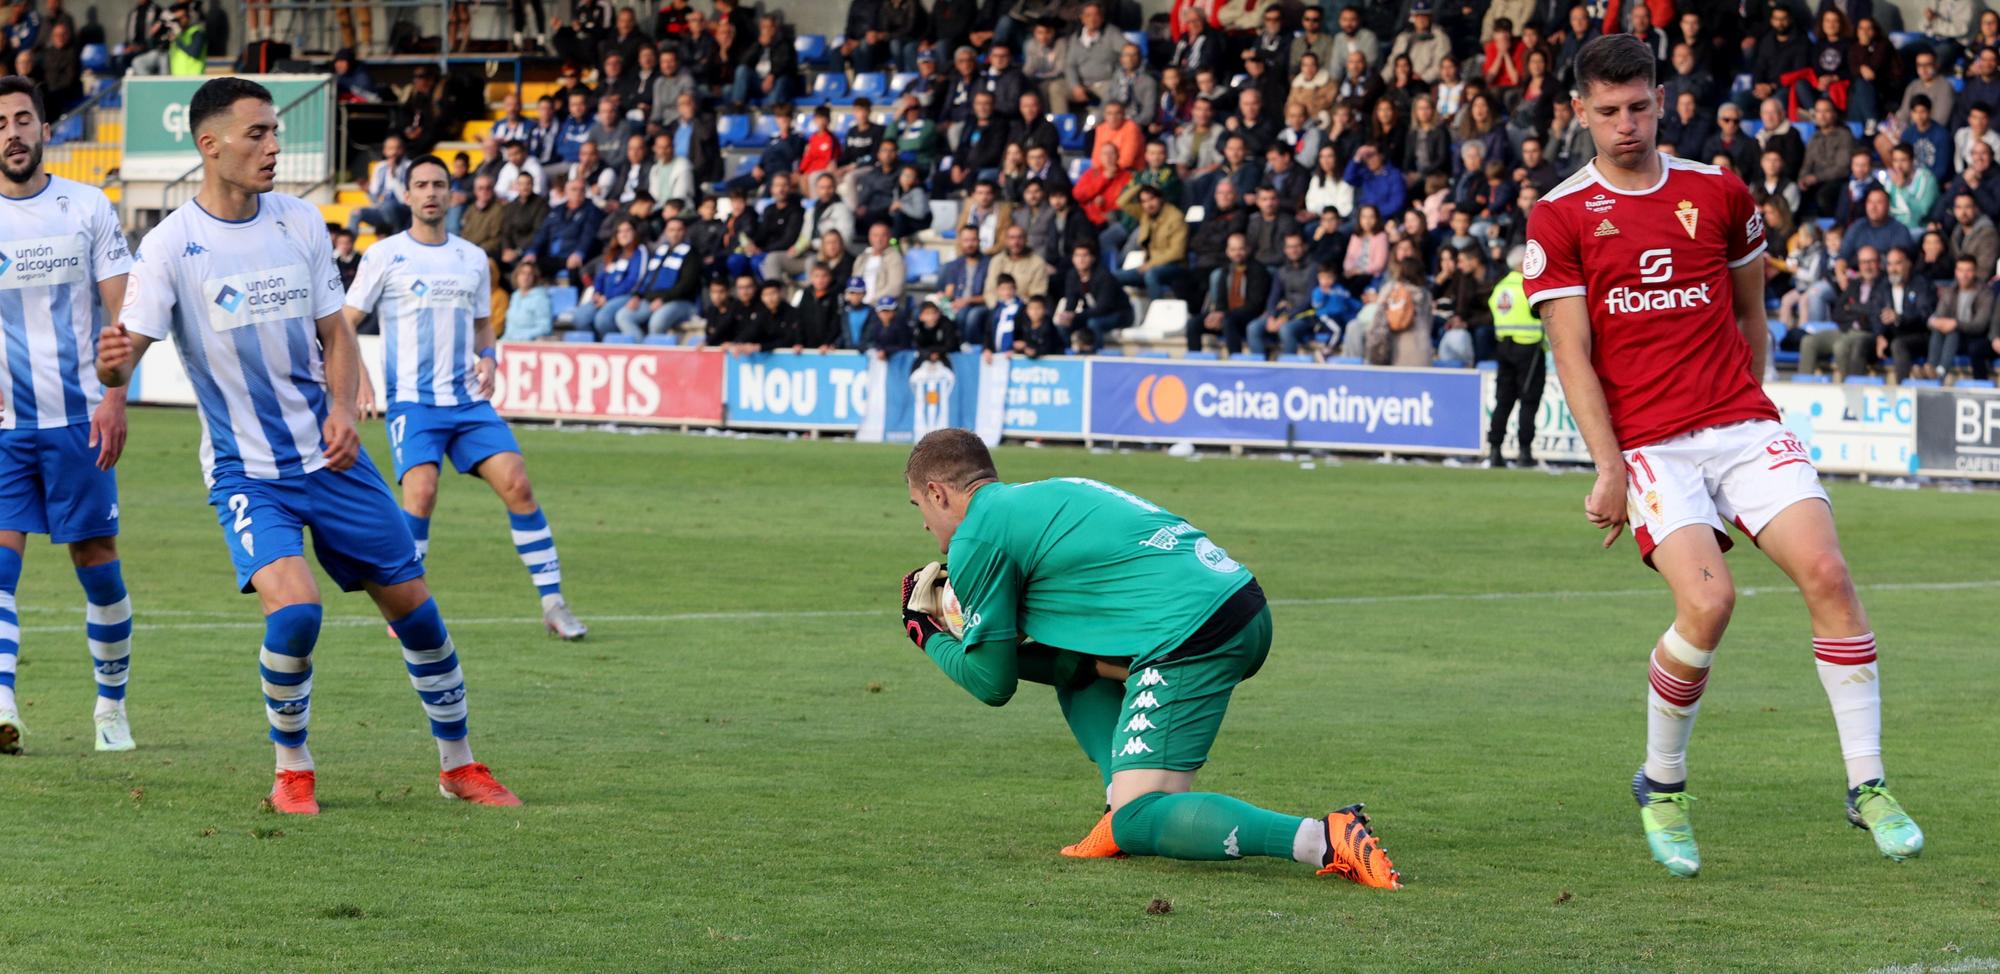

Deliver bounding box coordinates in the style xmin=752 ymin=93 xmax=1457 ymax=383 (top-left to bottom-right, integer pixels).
xmin=1487 ymin=247 xmax=1545 ymax=468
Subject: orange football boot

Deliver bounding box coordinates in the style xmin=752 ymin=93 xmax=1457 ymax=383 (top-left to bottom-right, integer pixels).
xmin=268 ymin=770 xmax=320 ymax=815
xmin=1316 ymin=803 xmax=1402 ymax=889
xmin=1060 ymin=811 xmax=1126 ymax=859
xmin=439 ymin=762 xmax=523 ymax=806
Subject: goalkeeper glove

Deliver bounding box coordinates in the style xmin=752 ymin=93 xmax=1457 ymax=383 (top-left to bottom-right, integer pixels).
xmin=901 ymin=565 xmax=947 ymax=649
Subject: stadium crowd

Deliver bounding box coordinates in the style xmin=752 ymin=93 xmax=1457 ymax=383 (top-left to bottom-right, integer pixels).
xmin=313 ymin=0 xmax=2000 ymax=379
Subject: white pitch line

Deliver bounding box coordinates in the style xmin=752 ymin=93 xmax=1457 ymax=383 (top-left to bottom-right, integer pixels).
xmin=12 ymin=579 xmax=1998 ymax=634
xmin=1854 ymin=957 xmax=2000 ymax=974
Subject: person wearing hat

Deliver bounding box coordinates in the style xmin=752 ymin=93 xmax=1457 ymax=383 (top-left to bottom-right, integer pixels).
xmin=1387 ymin=0 xmax=1448 ymax=83
xmin=861 ymin=295 xmax=914 ymax=359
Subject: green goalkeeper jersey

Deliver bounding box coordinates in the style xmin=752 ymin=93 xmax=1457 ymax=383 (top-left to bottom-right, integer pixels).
xmin=947 ymin=477 xmax=1252 ymax=666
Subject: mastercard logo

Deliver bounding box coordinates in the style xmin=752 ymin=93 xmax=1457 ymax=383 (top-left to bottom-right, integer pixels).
xmin=1134 ymin=374 xmax=1188 ymax=424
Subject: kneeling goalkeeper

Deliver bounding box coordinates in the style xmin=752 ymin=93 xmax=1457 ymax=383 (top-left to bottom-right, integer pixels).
xmin=899 ymin=429 xmax=1401 ymax=888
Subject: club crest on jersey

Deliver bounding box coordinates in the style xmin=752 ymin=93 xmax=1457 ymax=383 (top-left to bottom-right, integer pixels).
xmin=1676 ymin=199 xmax=1699 ymax=239
xmin=1584 ymin=193 xmax=1615 ymax=213
xmin=1643 ymin=490 xmax=1663 ymax=518
xmin=1523 ymin=240 xmax=1547 ymax=279
xmin=1593 ymin=219 xmax=1619 ymax=237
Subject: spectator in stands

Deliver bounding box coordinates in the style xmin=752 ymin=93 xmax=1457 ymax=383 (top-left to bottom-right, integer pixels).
xmin=860 ymin=295 xmax=913 ymax=357
xmin=569 ymin=140 xmax=612 ymax=207
xmin=351 ymin=135 xmax=411 ymax=236
xmin=164 ymin=1 xmax=202 ymax=77
xmin=1049 ymin=242 xmax=1125 ymax=352
xmin=1366 ymin=255 xmax=1433 ymax=366
xmin=1797 ymin=98 xmax=1857 ymax=218
xmin=1957 ymin=103 xmax=2000 ymax=174
xmin=460 ymin=174 xmax=506 ymax=263
xmin=1172 ymin=15 xmax=1218 ymax=78
xmin=505 ymin=263 xmax=555 ymax=341
xmin=793 ymin=262 xmax=848 ymax=351
xmin=400 ymin=65 xmax=450 ymax=155
xmin=1193 ymin=232 xmax=1268 ymax=355
xmin=986 ymin=224 xmax=1050 ymax=303
xmin=1343 ymin=203 xmax=1390 ymax=296
xmin=1874 ymin=247 xmax=1934 ymax=381
xmin=1661 ymin=43 xmax=1715 ymax=109
xmin=1777 ymin=222 xmax=1830 ymax=335
xmin=1110 ymin=183 xmax=1185 ymax=298
xmin=498 ymin=172 xmax=548 ymax=275
xmin=1928 ymin=255 xmax=1995 ymax=380
xmin=1306 ymin=143 xmax=1354 ymax=220
xmin=705 ymin=275 xmax=756 ymax=349
xmin=574 ymin=220 xmax=649 ymax=337
xmin=981 ymin=43 xmax=1026 ymax=114
xmin=1011 ymin=178 xmax=1055 ymax=251
xmin=1247 ymin=232 xmax=1317 ymax=359
xmin=1171 ymin=95 xmax=1224 ymax=174
xmin=857 ymin=222 xmax=906 ymax=307
xmin=1434 ymin=245 xmax=1493 ymax=363
xmin=1702 ymin=103 xmax=1758 ymax=184
xmin=940 ymin=233 xmax=992 ymax=345
xmin=1295 ymin=6 xmax=1339 ymax=78
xmin=1809 ymin=245 xmax=1885 ymax=377
xmin=1833 ymin=149 xmax=1879 ymax=228
xmin=1885 ymin=143 xmax=1940 ymax=233
xmin=1274 ymin=99 xmax=1322 ymax=169
xmin=527 ymin=177 xmax=606 ymax=279
xmin=1021 ymin=18 xmax=1069 ymax=113
xmin=1842 ymin=187 xmax=1916 ymax=262
xmin=1896 ymin=51 xmax=1953 ymax=139
xmin=1073 ymin=142 xmax=1129 ymax=226
xmin=661 ymin=92 xmax=720 ymax=186
xmin=555 ymin=88 xmax=594 ymax=163
xmin=1343 ymin=145 xmax=1405 ymax=221
xmin=888 ymin=165 xmax=932 ymax=240
xmin=521 ymin=95 xmax=560 ymax=165
xmin=586 ymin=94 xmax=638 ymax=162
xmin=1745 ymin=5 xmax=1810 ymax=113
xmin=598 ymin=191 xmax=663 ymax=249
xmin=648 ymin=49 xmax=694 ymax=128
xmin=1752 ymin=149 xmax=1801 ymax=215
xmin=1917 ymin=229 xmax=1954 ymax=285
xmin=1104 ymin=43 xmax=1156 ymax=129
xmin=330 ymin=228 xmax=361 ymax=291
xmin=625 ymin=217 xmax=702 ymax=336
xmin=729 ymin=14 xmax=796 ymax=109
xmin=1388 ymin=0 xmax=1447 ymax=83
xmin=599 ymin=51 xmax=641 ymax=119
xmin=811 ymin=229 xmax=858 ymax=292
xmin=854 ymin=141 xmax=903 ymax=234
xmin=1659 ymin=91 xmax=1714 ymax=162
xmin=645 ymin=133 xmax=693 ymax=208
xmin=1948 ymin=192 xmax=1999 ymax=280
xmin=119 ymin=0 xmax=168 ymax=75
xmin=958 ymin=180 xmax=1010 ymax=253
xmin=758 ymin=171 xmax=849 ymax=284
xmin=1244 ymin=184 xmax=1297 ymax=270
xmin=601 ymin=133 xmax=654 ymax=207
xmin=1893 ymin=96 xmax=1953 ymax=189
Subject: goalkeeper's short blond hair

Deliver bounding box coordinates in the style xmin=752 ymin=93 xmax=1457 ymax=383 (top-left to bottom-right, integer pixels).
xmin=905 ymin=429 xmax=998 ymax=490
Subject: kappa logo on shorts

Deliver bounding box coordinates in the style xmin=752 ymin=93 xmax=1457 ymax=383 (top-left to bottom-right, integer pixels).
xmin=1123 ymin=713 xmax=1157 ymax=733
xmin=1136 ymin=667 xmax=1168 ymax=687
xmin=1130 ymin=691 xmax=1161 ymax=709
xmin=1118 ymin=736 xmax=1154 ymax=756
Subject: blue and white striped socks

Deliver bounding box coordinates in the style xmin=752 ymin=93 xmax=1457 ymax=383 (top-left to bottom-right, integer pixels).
xmin=260 ymin=603 xmax=322 ymax=770
xmin=390 ymin=598 xmax=474 ymax=770
xmin=508 ymin=508 xmax=564 ymax=607
xmin=405 ymin=512 xmax=432 ymax=561
xmin=77 ymin=561 xmax=131 ymax=719
xmin=0 ymin=548 xmax=19 ymax=713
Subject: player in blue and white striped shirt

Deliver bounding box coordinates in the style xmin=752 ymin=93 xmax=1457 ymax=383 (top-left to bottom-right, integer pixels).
xmin=0 ymin=77 xmax=137 ymax=757
xmin=98 ymin=78 xmax=521 ymax=815
xmin=347 ymin=155 xmax=586 ymax=640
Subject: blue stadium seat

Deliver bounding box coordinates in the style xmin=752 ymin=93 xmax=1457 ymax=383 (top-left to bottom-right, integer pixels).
xmin=1280 ymin=354 xmax=1315 ymax=363
xmin=795 ymin=34 xmax=829 ymax=67
xmin=889 ymin=72 xmax=918 ymax=96
xmin=1847 ymin=375 xmax=1886 ymax=384
xmin=1775 ymin=349 xmax=1800 ymax=365
xmin=603 ymin=333 xmax=638 ymax=344
xmin=904 ymin=246 xmax=941 ymax=285
xmin=1329 ymin=356 xmax=1364 ymax=365
xmin=1960 ymin=378 xmax=1997 ymax=388
xmin=1741 ymin=119 xmax=1763 ymax=136
xmin=80 ymin=43 xmax=109 ymax=73
xmin=1136 ymin=349 xmax=1172 ymax=358
xmin=1846 ymin=121 xmax=1865 ymax=139
xmin=547 ymin=286 xmax=580 ymax=320
xmin=1054 ymin=113 xmax=1085 ymax=151
xmin=718 ymin=113 xmax=752 ymax=147
xmin=94 ymin=77 xmax=120 ymax=108
xmin=1184 ymin=350 xmax=1218 ymax=359
xmin=1953 ymin=75 xmax=1965 ymax=92
xmin=1792 ymin=120 xmax=1816 ymax=142
xmin=644 ymin=333 xmax=681 ymax=346
xmin=1730 ymin=73 xmax=1753 ymax=95
xmin=563 ymin=330 xmax=597 ymax=343
xmin=1123 ymin=29 xmax=1148 ymax=60
xmin=750 ymin=113 xmax=781 ymax=143
xmin=832 ymin=112 xmax=857 ymax=137
xmin=1792 ymin=373 xmax=1831 ymax=383
xmin=802 ymin=73 xmax=849 ymax=107
xmin=842 ymin=72 xmax=889 ymax=105
xmin=1067 ymin=156 xmax=1090 ymax=181
xmin=1816 ymin=217 xmax=1836 ymax=232
xmin=1095 ymin=348 xmax=1123 ymax=356
xmin=49 ymin=115 xmax=82 ymax=144
xmin=733 ymin=156 xmax=762 ymax=178
xmin=1476 ymin=359 xmax=1498 ymax=370
xmin=1906 ymin=377 xmax=1943 ymax=387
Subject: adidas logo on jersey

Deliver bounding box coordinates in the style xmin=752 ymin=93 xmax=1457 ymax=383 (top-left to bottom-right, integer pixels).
xmin=1130 ymin=691 xmax=1161 ymax=710
xmin=1118 ymin=736 xmax=1154 ymax=756
xmin=1593 ymin=219 xmax=1619 ymax=237
xmin=1123 ymin=713 xmax=1157 ymax=733
xmin=1136 ymin=668 xmax=1168 ymax=687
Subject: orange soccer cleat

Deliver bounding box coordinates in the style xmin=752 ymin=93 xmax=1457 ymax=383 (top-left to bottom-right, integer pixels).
xmin=1316 ymin=803 xmax=1402 ymax=889
xmin=1059 ymin=810 xmax=1127 ymax=859
xmin=439 ymin=762 xmax=523 ymax=806
xmin=268 ymin=770 xmax=320 ymax=815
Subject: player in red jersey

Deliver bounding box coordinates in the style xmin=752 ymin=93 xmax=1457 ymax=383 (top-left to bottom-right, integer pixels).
xmin=1524 ymin=35 xmax=1923 ymax=877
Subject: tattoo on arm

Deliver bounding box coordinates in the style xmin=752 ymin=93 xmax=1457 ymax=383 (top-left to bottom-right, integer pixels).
xmin=1701 ymin=567 xmax=1714 ymax=581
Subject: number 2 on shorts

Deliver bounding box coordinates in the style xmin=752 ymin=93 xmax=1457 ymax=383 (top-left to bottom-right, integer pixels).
xmin=228 ymin=492 xmax=255 ymax=557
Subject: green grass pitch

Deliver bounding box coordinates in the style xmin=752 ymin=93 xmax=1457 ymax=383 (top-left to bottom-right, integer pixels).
xmin=0 ymin=407 xmax=1993 ymax=973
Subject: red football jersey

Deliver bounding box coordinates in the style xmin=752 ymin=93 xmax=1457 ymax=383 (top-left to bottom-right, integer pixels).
xmin=1523 ymin=152 xmax=1780 ymax=450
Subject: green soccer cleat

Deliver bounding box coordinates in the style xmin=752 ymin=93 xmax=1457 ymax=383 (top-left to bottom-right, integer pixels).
xmin=1847 ymin=780 xmax=1924 ymax=862
xmin=1633 ymin=768 xmax=1700 ymax=878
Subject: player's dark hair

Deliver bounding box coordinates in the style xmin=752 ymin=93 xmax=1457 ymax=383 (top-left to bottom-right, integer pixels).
xmin=188 ymin=77 xmax=273 ymax=134
xmin=1910 ymin=94 xmax=1932 ymax=112
xmin=995 ymin=273 xmax=1017 ymax=288
xmin=0 ymin=76 xmax=44 ymax=121
xmin=407 ymin=154 xmax=450 ymax=183
xmin=1572 ymin=34 xmax=1656 ymax=96
xmin=906 ymin=429 xmax=1000 ymax=490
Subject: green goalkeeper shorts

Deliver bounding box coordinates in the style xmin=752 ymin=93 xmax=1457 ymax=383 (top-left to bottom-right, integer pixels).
xmin=1108 ymin=599 xmax=1273 ymax=775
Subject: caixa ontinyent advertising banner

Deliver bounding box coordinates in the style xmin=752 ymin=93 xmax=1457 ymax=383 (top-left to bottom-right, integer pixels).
xmin=1915 ymin=387 xmax=2000 ymax=480
xmin=1088 ymin=359 xmax=1484 ymax=453
xmin=491 ymin=342 xmax=724 ymax=425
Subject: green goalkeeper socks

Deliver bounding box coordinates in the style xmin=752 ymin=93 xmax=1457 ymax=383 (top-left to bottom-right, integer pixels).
xmin=1057 ymin=678 xmax=1125 ymax=788
xmin=1111 ymin=791 xmax=1307 ymax=861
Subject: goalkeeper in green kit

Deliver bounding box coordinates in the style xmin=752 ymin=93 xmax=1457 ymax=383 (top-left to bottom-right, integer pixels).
xmin=898 ymin=430 xmax=1402 ymax=888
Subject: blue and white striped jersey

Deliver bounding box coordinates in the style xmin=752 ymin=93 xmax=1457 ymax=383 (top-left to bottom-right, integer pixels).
xmin=0 ymin=176 xmax=131 ymax=430
xmin=120 ymin=192 xmax=346 ymax=484
xmin=342 ymin=230 xmax=492 ymax=406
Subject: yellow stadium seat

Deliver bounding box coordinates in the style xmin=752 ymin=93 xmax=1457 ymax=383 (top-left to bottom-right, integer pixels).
xmin=354 ymin=233 xmax=379 ymax=251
